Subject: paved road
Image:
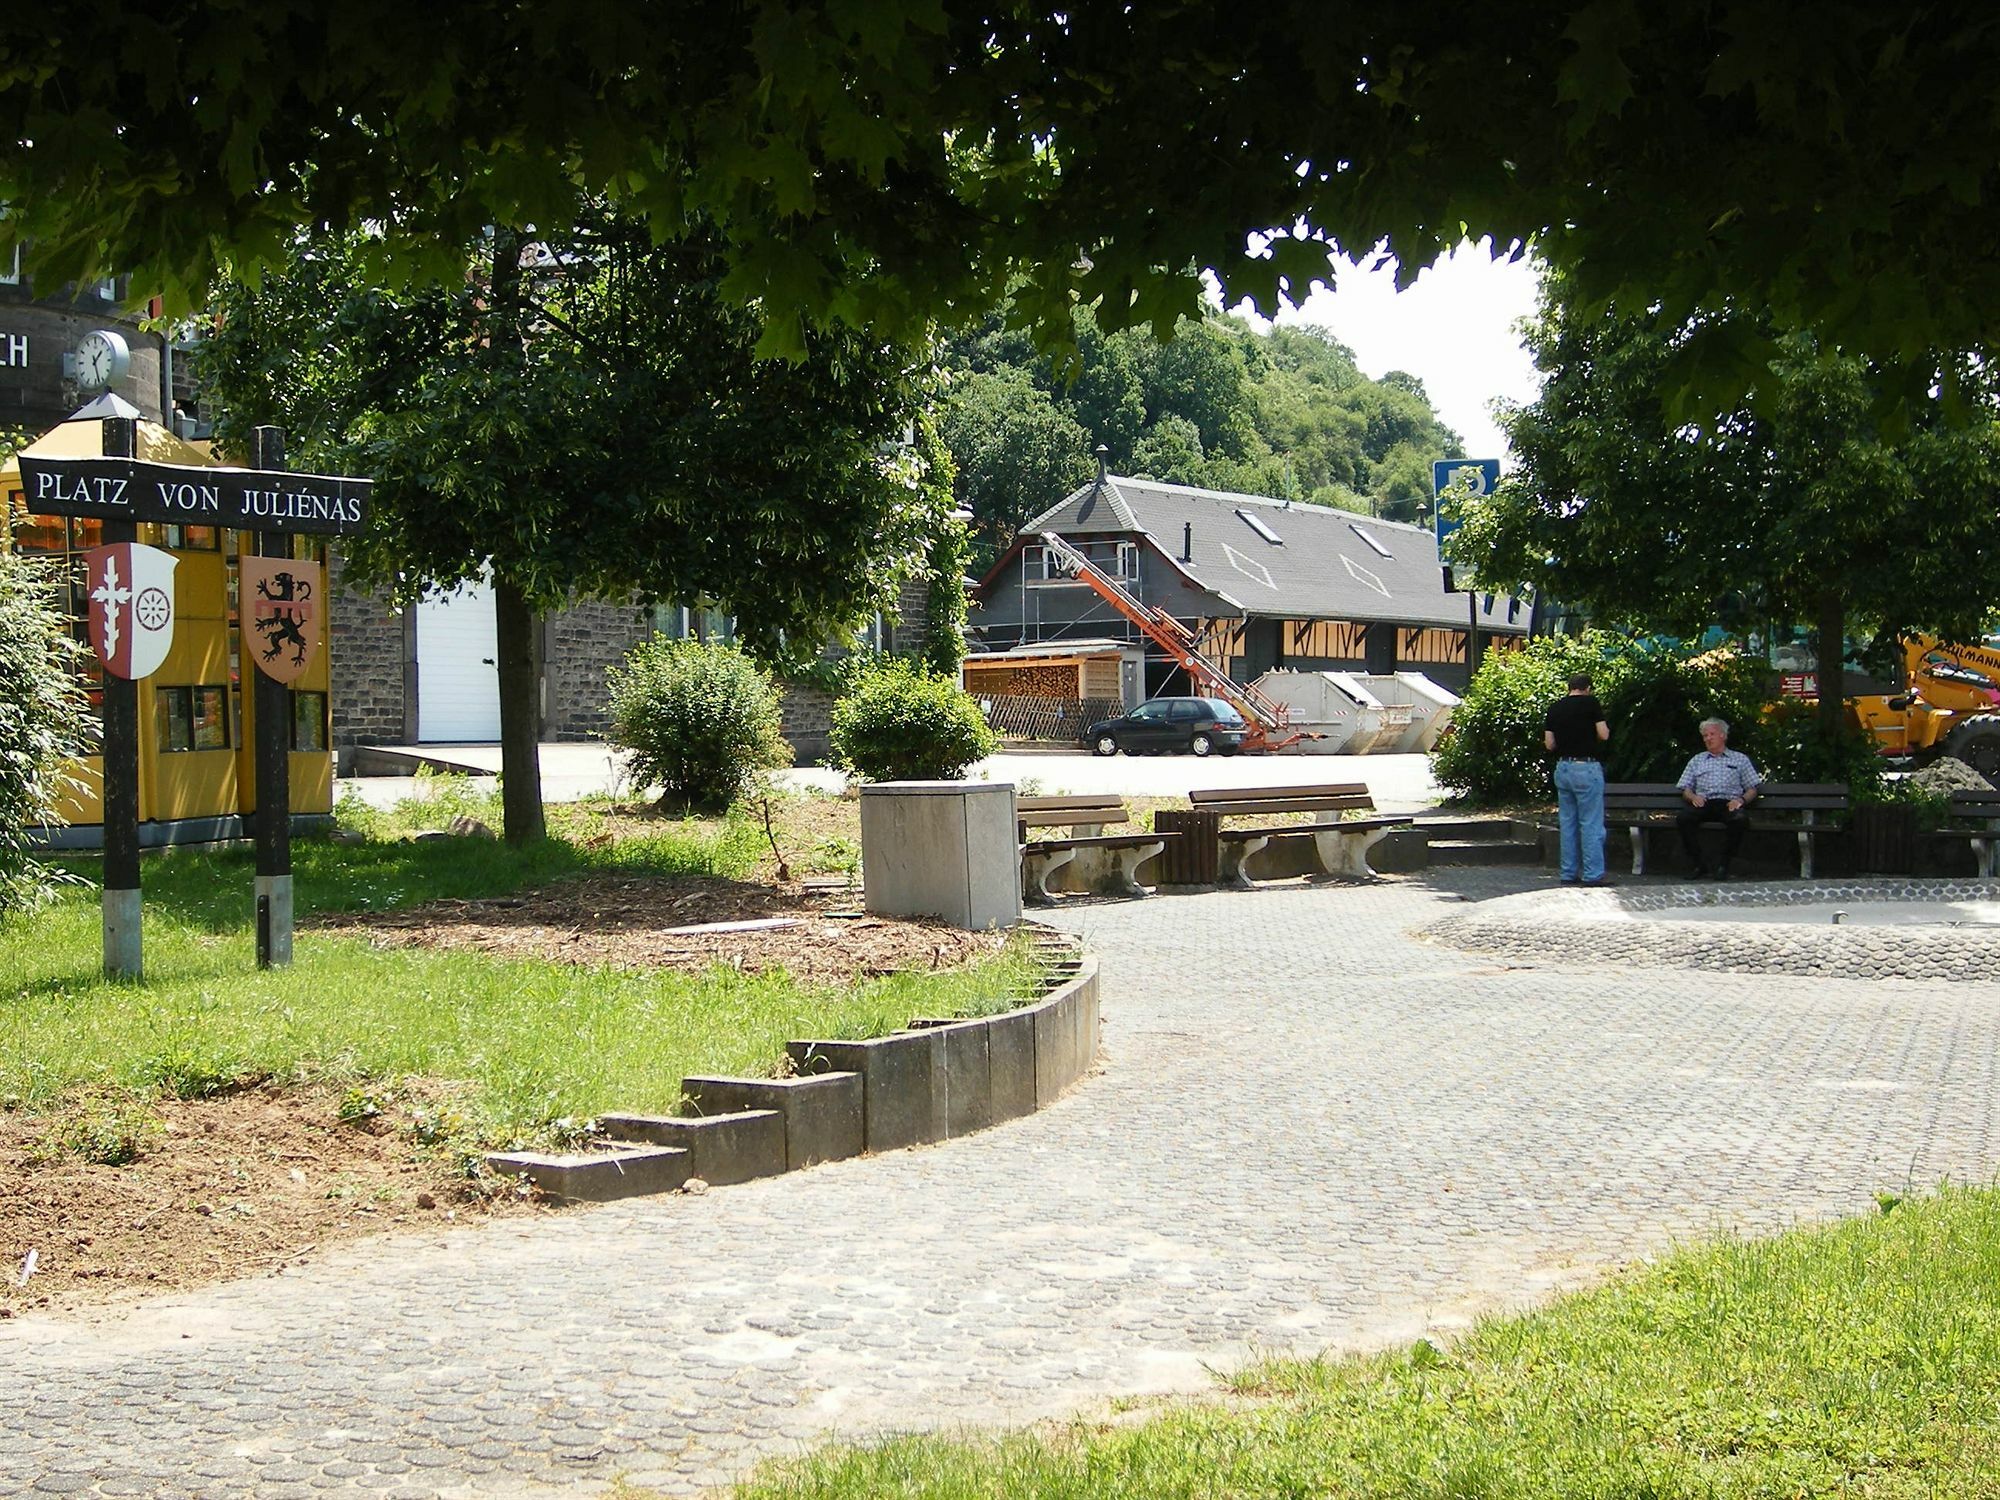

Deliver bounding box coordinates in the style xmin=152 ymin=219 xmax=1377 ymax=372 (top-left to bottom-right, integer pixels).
xmin=9 ymin=869 xmax=1999 ymax=1497
xmin=337 ymin=745 xmax=1443 ymax=813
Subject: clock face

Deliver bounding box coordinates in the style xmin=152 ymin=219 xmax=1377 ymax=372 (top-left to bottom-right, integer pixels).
xmin=76 ymin=330 xmax=129 ymax=390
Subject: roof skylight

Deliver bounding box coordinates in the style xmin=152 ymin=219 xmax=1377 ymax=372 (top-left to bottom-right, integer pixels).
xmin=1348 ymin=523 xmax=1393 ymax=558
xmin=1236 ymin=508 xmax=1284 ymax=544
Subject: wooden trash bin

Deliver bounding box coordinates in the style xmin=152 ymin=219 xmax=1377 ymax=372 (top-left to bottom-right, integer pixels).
xmin=1852 ymin=803 xmax=1918 ymax=874
xmin=1154 ymin=809 xmax=1220 ymax=885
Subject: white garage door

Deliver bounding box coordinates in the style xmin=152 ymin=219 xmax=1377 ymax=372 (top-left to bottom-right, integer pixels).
xmin=415 ymin=578 xmax=502 ymax=741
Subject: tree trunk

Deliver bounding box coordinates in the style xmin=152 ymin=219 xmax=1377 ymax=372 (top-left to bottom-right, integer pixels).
xmin=494 ymin=577 xmax=545 ymax=847
xmin=1815 ymin=589 xmax=1846 ymax=747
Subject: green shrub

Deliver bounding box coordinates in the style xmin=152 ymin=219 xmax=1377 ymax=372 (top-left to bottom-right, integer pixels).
xmin=0 ymin=545 xmax=94 ymax=914
xmin=828 ymin=659 xmax=997 ymax=782
xmin=1432 ymin=632 xmax=1819 ymax=805
xmin=606 ymin=637 xmax=792 ymax=811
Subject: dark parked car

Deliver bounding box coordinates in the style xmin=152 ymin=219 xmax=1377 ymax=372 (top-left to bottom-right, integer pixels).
xmin=1086 ymin=697 xmax=1250 ymax=757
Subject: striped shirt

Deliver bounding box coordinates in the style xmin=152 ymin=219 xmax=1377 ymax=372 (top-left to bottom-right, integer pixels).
xmin=1677 ymin=748 xmax=1761 ymax=801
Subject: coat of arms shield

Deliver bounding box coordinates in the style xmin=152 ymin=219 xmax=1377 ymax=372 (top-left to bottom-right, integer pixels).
xmin=243 ymin=557 xmax=322 ymax=685
xmin=84 ymin=542 xmax=179 ymax=680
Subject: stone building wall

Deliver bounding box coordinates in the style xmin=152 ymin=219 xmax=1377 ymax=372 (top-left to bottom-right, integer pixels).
xmin=543 ymin=600 xmax=654 ymax=740
xmin=328 ymin=550 xmax=409 ymax=762
xmin=888 ymin=573 xmax=932 ymax=656
xmin=780 ymin=685 xmax=836 ymax=766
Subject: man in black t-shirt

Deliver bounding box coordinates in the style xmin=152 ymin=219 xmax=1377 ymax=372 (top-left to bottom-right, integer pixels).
xmin=1542 ymin=673 xmax=1611 ymax=884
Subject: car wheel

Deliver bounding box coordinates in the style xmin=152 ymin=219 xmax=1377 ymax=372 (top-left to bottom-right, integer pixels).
xmin=1093 ymin=733 xmax=1119 ymax=757
xmin=1190 ymin=732 xmax=1214 ymax=757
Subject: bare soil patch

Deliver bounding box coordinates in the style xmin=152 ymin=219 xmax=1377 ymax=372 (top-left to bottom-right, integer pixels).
xmin=0 ymin=1084 xmax=539 ymax=1320
xmin=313 ymin=872 xmax=1005 ymax=980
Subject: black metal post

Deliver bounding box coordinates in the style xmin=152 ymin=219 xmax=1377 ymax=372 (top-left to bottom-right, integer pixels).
xmin=250 ymin=425 xmax=293 ymax=967
xmin=99 ymin=417 xmax=142 ymax=979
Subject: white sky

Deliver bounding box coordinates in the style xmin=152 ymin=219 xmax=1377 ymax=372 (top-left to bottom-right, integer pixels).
xmin=1233 ymin=237 xmax=1544 ymax=463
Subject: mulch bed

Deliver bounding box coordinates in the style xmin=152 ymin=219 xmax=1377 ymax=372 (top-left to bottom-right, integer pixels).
xmin=311 ymin=873 xmax=1007 ymax=981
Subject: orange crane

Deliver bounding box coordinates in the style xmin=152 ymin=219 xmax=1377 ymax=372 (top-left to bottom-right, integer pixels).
xmin=1037 ymin=531 xmax=1312 ymax=752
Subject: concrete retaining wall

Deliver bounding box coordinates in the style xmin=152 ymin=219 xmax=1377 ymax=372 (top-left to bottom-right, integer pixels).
xmin=489 ymin=946 xmax=1099 ymax=1202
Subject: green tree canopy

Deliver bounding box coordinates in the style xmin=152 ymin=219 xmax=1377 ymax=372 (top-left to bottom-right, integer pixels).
xmin=1457 ymin=280 xmax=2000 ymax=736
xmin=938 ymin=303 xmax=1461 ymax=552
xmin=5 ymin=4 xmax=1996 ymax=396
xmin=200 ymin=210 xmax=951 ymax=839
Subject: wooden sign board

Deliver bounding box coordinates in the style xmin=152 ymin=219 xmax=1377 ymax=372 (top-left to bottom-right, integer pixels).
xmin=17 ymin=455 xmax=369 ymax=535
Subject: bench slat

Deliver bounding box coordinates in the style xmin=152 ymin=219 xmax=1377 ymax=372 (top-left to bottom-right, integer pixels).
xmin=1189 ymin=783 xmax=1365 ymax=804
xmin=1192 ymin=797 xmax=1375 ymax=818
xmin=1019 ymin=810 xmax=1129 ymax=830
xmin=1220 ymin=816 xmax=1413 ymax=840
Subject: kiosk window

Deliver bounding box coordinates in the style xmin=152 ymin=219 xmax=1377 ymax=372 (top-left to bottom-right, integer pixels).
xmin=291 ymin=691 xmax=328 ymax=752
xmin=155 ymin=687 xmax=231 ymax=752
xmin=164 ymin=524 xmax=220 ymax=550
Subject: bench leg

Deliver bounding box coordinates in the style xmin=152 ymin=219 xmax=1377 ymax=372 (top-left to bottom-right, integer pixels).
xmin=1797 ymin=829 xmax=1813 ymax=880
xmin=1219 ymin=836 xmax=1270 ymax=891
xmin=1975 ymin=836 xmax=1994 ymax=879
xmin=1109 ymin=839 xmax=1166 ymax=899
xmin=1022 ymin=847 xmax=1078 ymax=906
xmin=1629 ymin=822 xmax=1646 ymax=876
xmin=1310 ymin=827 xmax=1387 ymax=880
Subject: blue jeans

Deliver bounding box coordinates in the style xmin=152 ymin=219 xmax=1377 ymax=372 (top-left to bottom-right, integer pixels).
xmin=1554 ymin=759 xmax=1606 ymax=882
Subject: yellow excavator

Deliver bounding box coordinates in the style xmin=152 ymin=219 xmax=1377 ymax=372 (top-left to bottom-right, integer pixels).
xmin=1845 ymin=635 xmax=2000 ymax=778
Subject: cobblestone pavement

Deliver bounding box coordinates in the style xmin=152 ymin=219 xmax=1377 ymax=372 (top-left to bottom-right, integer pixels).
xmin=9 ymin=869 xmax=2000 ymax=1497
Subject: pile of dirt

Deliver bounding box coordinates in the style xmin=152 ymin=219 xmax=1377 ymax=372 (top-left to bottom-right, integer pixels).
xmin=312 ymin=873 xmax=1006 ymax=981
xmin=0 ymin=1085 xmax=538 ymax=1319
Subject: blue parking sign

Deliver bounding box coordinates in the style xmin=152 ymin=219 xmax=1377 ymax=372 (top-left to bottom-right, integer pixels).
xmin=1431 ymin=458 xmax=1500 ymax=545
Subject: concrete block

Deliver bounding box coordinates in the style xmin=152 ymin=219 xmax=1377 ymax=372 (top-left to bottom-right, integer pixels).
xmin=1033 ymin=986 xmax=1080 ymax=1107
xmin=483 ymin=1145 xmax=689 ymax=1203
xmin=681 ymin=1073 xmax=864 ymax=1169
xmin=788 ymin=1030 xmax=948 ymax=1153
xmin=1032 ymin=961 xmax=1101 ymax=1107
xmin=1368 ymin=828 xmax=1431 ymax=873
xmin=985 ymin=1006 xmax=1038 ymax=1123
xmin=596 ymin=1110 xmax=787 ymax=1186
xmin=860 ymin=781 xmax=1022 ymax=930
xmin=937 ymin=1021 xmax=993 ymax=1137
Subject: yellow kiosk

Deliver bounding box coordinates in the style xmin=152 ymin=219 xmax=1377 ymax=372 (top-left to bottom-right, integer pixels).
xmin=2 ymin=399 xmax=334 ymax=845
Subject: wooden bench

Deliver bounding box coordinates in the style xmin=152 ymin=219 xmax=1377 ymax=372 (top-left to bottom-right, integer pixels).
xmin=1016 ymin=794 xmax=1175 ymax=905
xmin=1934 ymin=788 xmax=2000 ymax=878
xmin=1186 ymin=782 xmax=1413 ymax=887
xmin=1603 ymin=782 xmax=1849 ymax=878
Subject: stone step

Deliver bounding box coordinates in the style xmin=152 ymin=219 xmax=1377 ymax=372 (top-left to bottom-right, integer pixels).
xmin=1414 ymin=817 xmax=1533 ymax=842
xmin=1427 ymin=838 xmax=1541 ymax=866
xmin=483 ymin=1144 xmax=690 ymax=1203
xmin=596 ymin=1110 xmax=787 ymax=1186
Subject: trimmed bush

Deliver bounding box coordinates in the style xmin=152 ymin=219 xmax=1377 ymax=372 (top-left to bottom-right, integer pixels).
xmin=0 ymin=547 xmax=93 ymax=913
xmin=828 ymin=659 xmax=997 ymax=782
xmin=606 ymin=637 xmax=791 ymax=811
xmin=1432 ymin=632 xmax=1868 ymax=805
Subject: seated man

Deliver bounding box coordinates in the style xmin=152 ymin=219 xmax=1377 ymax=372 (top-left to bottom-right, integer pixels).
xmin=1676 ymin=717 xmax=1762 ymax=879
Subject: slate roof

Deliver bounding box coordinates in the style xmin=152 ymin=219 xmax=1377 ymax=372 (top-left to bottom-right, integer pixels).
xmin=1020 ymin=475 xmax=1527 ymax=634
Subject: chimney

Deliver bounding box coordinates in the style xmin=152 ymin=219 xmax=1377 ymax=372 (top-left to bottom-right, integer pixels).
xmin=1094 ymin=444 xmax=1110 ymax=483
xmin=1182 ymin=522 xmax=1193 ymax=563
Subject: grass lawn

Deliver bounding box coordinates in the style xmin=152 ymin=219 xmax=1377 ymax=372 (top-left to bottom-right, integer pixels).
xmin=731 ymin=1186 xmax=2000 ymax=1498
xmin=1 ymin=778 xmax=1038 ymax=1146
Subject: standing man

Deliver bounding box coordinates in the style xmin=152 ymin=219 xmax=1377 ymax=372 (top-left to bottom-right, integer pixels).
xmin=1543 ymin=673 xmax=1611 ymax=885
xmin=1676 ymin=717 xmax=1761 ymax=879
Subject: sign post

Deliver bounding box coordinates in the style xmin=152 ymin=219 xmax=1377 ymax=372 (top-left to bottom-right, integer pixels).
xmin=20 ymin=443 xmax=368 ymax=979
xmin=250 ymin=426 xmax=293 ymax=967
xmin=1432 ymin=458 xmax=1501 ymax=679
xmin=97 ymin=417 xmax=142 ymax=979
